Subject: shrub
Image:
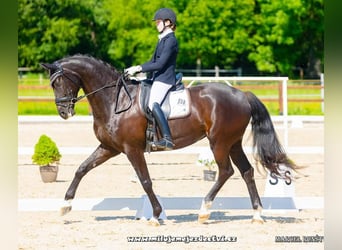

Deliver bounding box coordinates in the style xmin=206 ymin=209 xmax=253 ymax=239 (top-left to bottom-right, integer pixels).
xmin=32 ymin=134 xmax=61 ymax=166
xmin=198 ymin=158 xmax=217 ymax=171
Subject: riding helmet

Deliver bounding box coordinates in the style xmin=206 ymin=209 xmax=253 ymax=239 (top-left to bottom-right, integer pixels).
xmin=153 ymin=8 xmax=177 ymax=25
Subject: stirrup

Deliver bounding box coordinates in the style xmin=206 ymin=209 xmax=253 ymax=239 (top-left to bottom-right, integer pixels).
xmin=153 ymin=138 xmax=174 ymax=151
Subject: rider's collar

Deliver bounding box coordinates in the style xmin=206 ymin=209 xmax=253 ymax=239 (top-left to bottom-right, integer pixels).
xmin=158 ymin=28 xmax=173 ymax=41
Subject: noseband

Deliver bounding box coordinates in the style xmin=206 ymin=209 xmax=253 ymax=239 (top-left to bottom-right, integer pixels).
xmin=50 ymin=63 xmax=132 ymax=113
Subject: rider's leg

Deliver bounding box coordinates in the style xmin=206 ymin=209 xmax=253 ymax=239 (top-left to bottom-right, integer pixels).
xmin=148 ymin=81 xmax=174 ymax=150
xmin=151 ymin=102 xmax=174 ymax=150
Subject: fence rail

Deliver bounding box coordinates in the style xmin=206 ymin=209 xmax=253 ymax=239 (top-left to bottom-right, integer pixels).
xmin=18 ymin=96 xmax=88 ymax=102
xmin=19 ymin=77 xmax=324 ymax=114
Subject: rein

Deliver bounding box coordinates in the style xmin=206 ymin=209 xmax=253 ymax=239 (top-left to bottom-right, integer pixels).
xmin=50 ymin=63 xmax=132 ymax=114
xmin=114 ymin=75 xmax=133 ymax=114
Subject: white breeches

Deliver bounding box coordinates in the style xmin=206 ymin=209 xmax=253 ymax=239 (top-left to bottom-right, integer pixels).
xmin=148 ymin=81 xmax=173 ymax=110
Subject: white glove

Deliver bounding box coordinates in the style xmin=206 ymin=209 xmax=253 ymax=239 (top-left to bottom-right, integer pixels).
xmin=124 ymin=65 xmax=142 ymax=76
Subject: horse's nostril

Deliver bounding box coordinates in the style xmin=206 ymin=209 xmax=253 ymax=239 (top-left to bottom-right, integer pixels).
xmin=59 ymin=111 xmax=68 ymax=120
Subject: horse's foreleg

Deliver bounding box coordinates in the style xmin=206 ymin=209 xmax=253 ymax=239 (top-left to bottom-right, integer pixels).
xmin=60 ymin=145 xmax=118 ymax=216
xmin=230 ymin=141 xmax=264 ymax=223
xmin=199 ymin=148 xmax=234 ymax=223
xmin=126 ymin=150 xmax=162 ymax=226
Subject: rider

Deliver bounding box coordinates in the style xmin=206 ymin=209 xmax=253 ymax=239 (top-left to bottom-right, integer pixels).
xmin=125 ymin=8 xmax=178 ymax=150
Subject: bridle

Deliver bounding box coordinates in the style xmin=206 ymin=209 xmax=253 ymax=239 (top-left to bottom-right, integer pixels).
xmin=49 ymin=63 xmax=132 ymax=114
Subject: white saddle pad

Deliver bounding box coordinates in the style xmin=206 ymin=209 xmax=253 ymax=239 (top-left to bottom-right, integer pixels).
xmin=168 ymin=89 xmax=191 ymax=119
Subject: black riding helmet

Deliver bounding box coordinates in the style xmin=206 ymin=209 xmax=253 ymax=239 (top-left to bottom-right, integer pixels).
xmin=153 ymin=8 xmax=176 ymax=25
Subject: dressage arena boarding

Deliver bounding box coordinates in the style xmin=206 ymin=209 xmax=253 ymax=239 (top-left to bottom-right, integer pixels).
xmin=18 ymin=115 xmax=324 ymax=249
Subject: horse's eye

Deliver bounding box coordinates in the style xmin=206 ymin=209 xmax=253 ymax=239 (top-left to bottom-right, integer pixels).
xmin=52 ymin=79 xmax=62 ymax=88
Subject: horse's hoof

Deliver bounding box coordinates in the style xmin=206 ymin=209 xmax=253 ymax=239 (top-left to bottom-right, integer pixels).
xmin=60 ymin=205 xmax=72 ymax=216
xmin=149 ymin=217 xmax=160 ymax=226
xmin=251 ymin=218 xmax=264 ymax=224
xmin=198 ymin=213 xmax=210 ymax=224
xmin=60 ymin=200 xmax=72 ymax=216
xmin=251 ymin=208 xmax=264 ymax=224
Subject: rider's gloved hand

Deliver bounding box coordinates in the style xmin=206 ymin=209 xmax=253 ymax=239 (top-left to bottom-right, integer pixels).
xmin=124 ymin=65 xmax=142 ymax=76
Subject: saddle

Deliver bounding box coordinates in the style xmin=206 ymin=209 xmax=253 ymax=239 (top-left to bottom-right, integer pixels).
xmin=137 ymin=73 xmax=191 ymax=152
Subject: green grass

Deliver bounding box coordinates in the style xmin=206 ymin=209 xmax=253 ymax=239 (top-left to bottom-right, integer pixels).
xmin=18 ymin=102 xmax=91 ymax=115
xmin=18 ymin=74 xmax=324 ymax=116
xmin=18 ymin=74 xmax=91 ymax=115
xmin=262 ymin=101 xmax=323 ymax=115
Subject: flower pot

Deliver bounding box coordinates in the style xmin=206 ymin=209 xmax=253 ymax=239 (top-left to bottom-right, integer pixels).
xmin=39 ymin=165 xmax=58 ymax=183
xmin=203 ymin=169 xmax=217 ymax=181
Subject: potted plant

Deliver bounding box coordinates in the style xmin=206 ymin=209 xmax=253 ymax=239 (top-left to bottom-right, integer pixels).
xmin=32 ymin=134 xmax=61 ymax=183
xmin=198 ymin=158 xmax=217 ymax=181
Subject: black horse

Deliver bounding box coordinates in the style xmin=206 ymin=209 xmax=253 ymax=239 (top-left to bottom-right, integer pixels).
xmin=41 ymin=55 xmax=296 ymax=225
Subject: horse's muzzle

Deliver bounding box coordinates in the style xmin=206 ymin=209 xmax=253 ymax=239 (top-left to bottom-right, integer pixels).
xmin=57 ymin=105 xmax=75 ymax=120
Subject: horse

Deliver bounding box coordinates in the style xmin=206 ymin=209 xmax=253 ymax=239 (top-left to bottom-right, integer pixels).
xmin=41 ymin=54 xmax=296 ymax=226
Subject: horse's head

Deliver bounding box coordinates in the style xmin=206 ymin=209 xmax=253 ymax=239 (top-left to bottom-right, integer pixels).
xmin=41 ymin=62 xmax=82 ymax=120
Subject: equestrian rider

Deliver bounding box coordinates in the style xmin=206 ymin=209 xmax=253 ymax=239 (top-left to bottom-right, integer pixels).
xmin=125 ymin=8 xmax=178 ymax=150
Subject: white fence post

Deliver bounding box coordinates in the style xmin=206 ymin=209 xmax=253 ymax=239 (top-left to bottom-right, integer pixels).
xmin=282 ymin=77 xmax=289 ymax=149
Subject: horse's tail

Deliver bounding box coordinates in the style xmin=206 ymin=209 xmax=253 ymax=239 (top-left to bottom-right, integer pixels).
xmin=245 ymin=91 xmax=296 ymax=176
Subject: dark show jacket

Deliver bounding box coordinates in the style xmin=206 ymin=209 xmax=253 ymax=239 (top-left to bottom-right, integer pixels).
xmin=141 ymin=32 xmax=178 ymax=85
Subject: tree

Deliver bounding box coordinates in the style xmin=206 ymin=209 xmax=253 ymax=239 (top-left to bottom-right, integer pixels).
xmin=103 ymin=0 xmax=163 ymax=69
xmin=294 ymin=0 xmax=324 ymax=78
xmin=177 ymin=0 xmax=255 ymax=69
xmin=18 ymin=0 xmax=110 ymax=69
xmin=248 ymin=0 xmax=323 ymax=77
xmin=18 ymin=0 xmax=323 ymax=77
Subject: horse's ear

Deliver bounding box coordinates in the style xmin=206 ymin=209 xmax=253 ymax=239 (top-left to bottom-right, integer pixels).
xmin=40 ymin=63 xmax=55 ymax=71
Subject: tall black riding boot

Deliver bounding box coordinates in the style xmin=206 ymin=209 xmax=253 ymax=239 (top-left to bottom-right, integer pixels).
xmin=151 ymin=102 xmax=174 ymax=150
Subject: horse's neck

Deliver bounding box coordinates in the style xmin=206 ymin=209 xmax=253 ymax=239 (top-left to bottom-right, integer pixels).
xmin=63 ymin=58 xmax=129 ymax=121
xmin=87 ymin=87 xmax=112 ymax=117
xmin=83 ymin=75 xmax=136 ymax=122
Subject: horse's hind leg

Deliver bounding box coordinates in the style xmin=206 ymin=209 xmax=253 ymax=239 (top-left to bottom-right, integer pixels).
xmin=198 ymin=144 xmax=235 ymax=223
xmin=60 ymin=145 xmax=119 ymax=215
xmin=230 ymin=140 xmax=264 ymax=223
